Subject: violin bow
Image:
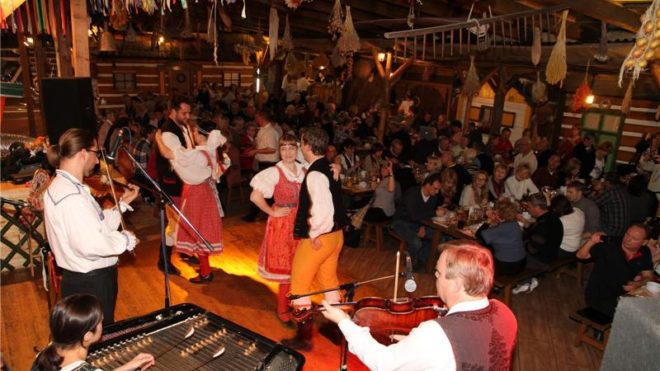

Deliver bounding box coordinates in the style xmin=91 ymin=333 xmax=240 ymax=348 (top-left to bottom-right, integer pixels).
xmin=393 ymin=251 xmax=400 ymax=302
xmin=99 ymin=149 xmax=127 ymax=231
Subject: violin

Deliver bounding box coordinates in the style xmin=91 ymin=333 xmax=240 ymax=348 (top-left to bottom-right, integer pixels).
xmin=85 ymin=173 xmax=130 ymax=209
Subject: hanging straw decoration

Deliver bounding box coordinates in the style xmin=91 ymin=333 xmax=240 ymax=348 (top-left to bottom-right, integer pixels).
xmin=531 ymin=27 xmax=541 ymax=67
xmin=330 ymin=44 xmax=346 ymax=67
xmin=545 ymin=10 xmax=568 ymax=87
xmin=285 ymin=52 xmax=298 ymax=73
xmin=571 ymin=60 xmax=592 ymax=112
xmin=210 ymin=0 xmax=219 ymax=64
xmin=620 ymin=80 xmax=634 ymax=114
xmin=110 ymin=0 xmax=129 ymax=30
xmin=618 ymin=0 xmax=660 ymax=87
xmin=462 ymin=56 xmax=480 ymax=97
xmin=532 ymin=71 xmax=547 ymax=104
xmin=337 ymin=6 xmax=361 ymax=56
xmin=281 ymin=15 xmax=294 ymax=52
xmin=285 ymin=0 xmax=304 ymax=9
xmin=594 ymin=21 xmax=609 ymax=63
xmin=328 ymin=0 xmax=343 ymax=39
xmin=268 ymin=7 xmax=279 ymax=61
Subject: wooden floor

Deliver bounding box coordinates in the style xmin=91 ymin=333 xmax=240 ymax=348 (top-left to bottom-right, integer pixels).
xmin=0 ymin=194 xmax=603 ymax=371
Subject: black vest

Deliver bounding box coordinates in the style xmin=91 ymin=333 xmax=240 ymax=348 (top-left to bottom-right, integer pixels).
xmin=435 ymin=299 xmax=517 ymax=371
xmin=294 ymin=157 xmax=349 ymax=239
xmin=156 ymin=119 xmax=186 ymax=196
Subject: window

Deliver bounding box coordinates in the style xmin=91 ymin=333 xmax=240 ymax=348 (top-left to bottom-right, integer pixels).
xmin=223 ymin=72 xmax=240 ymax=87
xmin=113 ymin=72 xmax=136 ymax=91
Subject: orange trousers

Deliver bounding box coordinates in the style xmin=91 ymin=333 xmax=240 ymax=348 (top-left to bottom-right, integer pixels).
xmin=290 ymin=230 xmax=343 ymax=308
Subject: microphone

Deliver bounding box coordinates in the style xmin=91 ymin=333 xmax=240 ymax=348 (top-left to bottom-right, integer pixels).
xmin=106 ymin=128 xmax=124 ymax=161
xmin=404 ymin=253 xmax=417 ymax=293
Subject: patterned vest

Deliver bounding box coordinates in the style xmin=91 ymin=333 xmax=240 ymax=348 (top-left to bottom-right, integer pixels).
xmin=435 ymin=299 xmax=517 ymax=371
xmin=293 ymin=157 xmax=349 ymax=239
xmin=156 ymin=119 xmax=186 ymax=196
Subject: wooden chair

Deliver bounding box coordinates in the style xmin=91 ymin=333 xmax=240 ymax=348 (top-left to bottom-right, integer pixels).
xmin=570 ymin=307 xmax=612 ymax=351
xmin=493 ymin=268 xmax=545 ymax=307
xmin=362 ymin=220 xmax=389 ymax=250
xmin=387 ymin=229 xmax=407 ymax=253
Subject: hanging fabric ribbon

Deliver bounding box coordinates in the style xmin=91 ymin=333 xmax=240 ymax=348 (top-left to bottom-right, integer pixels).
xmin=41 ymin=0 xmax=50 ymax=34
xmin=60 ymin=0 xmax=67 ymax=36
xmin=25 ymin=1 xmax=34 ymax=35
xmin=268 ymin=7 xmax=279 ymax=61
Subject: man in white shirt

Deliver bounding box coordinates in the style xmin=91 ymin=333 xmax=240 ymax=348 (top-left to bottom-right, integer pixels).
xmin=513 ymin=138 xmax=538 ymax=174
xmin=44 ymin=128 xmax=140 ymax=324
xmin=243 ymin=109 xmax=281 ymax=222
xmin=284 ymin=127 xmax=350 ymax=350
xmin=322 ymin=242 xmax=518 ymax=370
xmin=505 ymin=164 xmax=539 ymax=201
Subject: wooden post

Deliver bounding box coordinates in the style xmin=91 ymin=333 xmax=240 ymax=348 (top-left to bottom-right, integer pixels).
xmin=490 ymin=66 xmax=506 ymax=135
xmin=18 ymin=33 xmax=38 ymax=137
xmin=374 ymin=49 xmax=415 ymax=143
xmin=52 ymin=0 xmax=74 ymax=77
xmin=70 ymin=0 xmax=90 ymax=77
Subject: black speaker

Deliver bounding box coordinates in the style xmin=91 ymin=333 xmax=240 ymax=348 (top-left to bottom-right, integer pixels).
xmin=41 ymin=77 xmax=97 ymax=144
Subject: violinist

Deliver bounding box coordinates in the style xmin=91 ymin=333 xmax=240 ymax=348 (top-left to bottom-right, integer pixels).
xmin=322 ymin=242 xmax=517 ymax=371
xmin=44 ymin=128 xmax=140 ymax=324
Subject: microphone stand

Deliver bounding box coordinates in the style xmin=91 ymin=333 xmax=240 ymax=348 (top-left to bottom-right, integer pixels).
xmin=118 ymin=146 xmax=214 ymax=309
xmin=288 ymin=274 xmax=400 ymax=303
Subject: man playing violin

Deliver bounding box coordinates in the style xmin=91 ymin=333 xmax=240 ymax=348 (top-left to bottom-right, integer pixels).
xmin=44 ymin=128 xmax=141 ymax=324
xmin=322 ymin=241 xmax=517 ymax=370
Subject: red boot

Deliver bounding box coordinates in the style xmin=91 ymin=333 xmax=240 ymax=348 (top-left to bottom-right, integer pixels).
xmin=277 ymin=283 xmax=292 ymax=323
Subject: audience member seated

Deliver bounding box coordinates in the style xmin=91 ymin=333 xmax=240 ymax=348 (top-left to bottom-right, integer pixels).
xmin=364 ymin=161 xmax=401 ymax=222
xmin=391 ymin=173 xmax=444 ymax=270
xmin=594 ymin=173 xmax=631 ymax=237
xmin=577 ymin=224 xmax=654 ymax=318
xmin=440 ymin=151 xmax=472 ymax=196
xmin=559 ymin=157 xmax=583 ymax=186
xmin=565 ymin=181 xmax=600 ymax=238
xmin=557 ymin=124 xmax=581 ymax=161
xmin=535 ymin=137 xmax=553 ymax=169
xmin=492 ymin=128 xmax=513 ymax=161
xmin=435 ymin=136 xmax=451 ymax=157
xmin=476 ymin=198 xmax=526 ymax=276
xmin=589 ymin=142 xmax=612 ymax=180
xmin=439 ymin=168 xmax=460 ymax=210
xmin=573 ymin=133 xmax=596 ymax=180
xmin=412 ymin=126 xmax=438 ymax=165
xmin=338 ymin=139 xmax=360 ymax=175
xmin=461 ymin=148 xmax=481 ymax=176
xmin=513 ymin=137 xmax=538 ymax=174
xmin=532 ymin=153 xmax=561 ymax=190
xmin=362 ymin=142 xmax=386 ymax=175
xmin=522 ymin=193 xmax=563 ymax=264
xmin=488 ymin=163 xmax=508 ymax=201
xmin=386 ymin=138 xmax=410 ymax=167
xmin=550 ymin=195 xmax=585 ymax=257
xmin=326 ymin=143 xmax=339 ymax=164
xmin=514 ymin=129 xmax=532 ymax=154
xmin=459 ymin=170 xmax=489 ymax=208
xmin=626 ymin=173 xmax=657 ymax=224
xmin=504 ymin=164 xmax=539 ymax=201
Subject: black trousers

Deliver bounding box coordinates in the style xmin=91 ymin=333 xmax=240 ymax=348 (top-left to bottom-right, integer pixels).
xmin=62 ymin=266 xmax=118 ymax=325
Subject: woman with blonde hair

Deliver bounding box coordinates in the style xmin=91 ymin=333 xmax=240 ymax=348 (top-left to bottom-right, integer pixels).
xmin=476 ymin=198 xmax=526 ymax=275
xmin=439 ymin=168 xmax=459 ymax=209
xmin=460 ymin=170 xmax=489 ymax=208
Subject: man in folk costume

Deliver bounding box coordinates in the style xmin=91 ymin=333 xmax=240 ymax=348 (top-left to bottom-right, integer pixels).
xmin=322 ymin=242 xmax=518 ymax=370
xmin=153 ymin=95 xmax=194 ymax=275
xmin=285 ymin=127 xmax=349 ymax=350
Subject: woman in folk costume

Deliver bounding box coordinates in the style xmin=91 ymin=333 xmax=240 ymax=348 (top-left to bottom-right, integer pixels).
xmin=156 ymin=120 xmax=229 ymax=283
xmin=249 ymin=134 xmax=306 ymax=322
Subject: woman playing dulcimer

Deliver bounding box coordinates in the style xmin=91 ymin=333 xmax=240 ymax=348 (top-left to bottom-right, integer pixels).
xmin=321 ymin=241 xmax=518 ymax=371
xmin=249 ymin=134 xmax=306 ymax=322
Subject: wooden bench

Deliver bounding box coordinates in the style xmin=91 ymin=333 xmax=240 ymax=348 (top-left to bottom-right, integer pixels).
xmin=542 ymin=256 xmax=589 ymax=289
xmin=387 ymin=230 xmax=407 ymax=253
xmin=493 ymin=268 xmax=545 ymax=307
xmin=569 ymin=307 xmax=612 ymax=351
xmin=362 ymin=220 xmax=389 ymax=250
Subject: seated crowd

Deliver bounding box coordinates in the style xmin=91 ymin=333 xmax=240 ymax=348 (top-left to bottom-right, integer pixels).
xmin=97 ymin=85 xmax=659 ymax=321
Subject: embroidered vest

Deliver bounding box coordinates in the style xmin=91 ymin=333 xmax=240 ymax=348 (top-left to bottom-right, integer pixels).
xmin=157 ymin=119 xmax=186 ymax=196
xmin=435 ymin=299 xmax=517 ymax=371
xmin=294 ymin=157 xmax=349 ymax=238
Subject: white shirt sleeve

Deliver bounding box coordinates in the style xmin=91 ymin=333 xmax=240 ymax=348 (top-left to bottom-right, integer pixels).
xmin=306 ymin=171 xmax=335 ymax=239
xmin=504 ymin=177 xmax=516 ymax=199
xmin=59 ymin=194 xmax=131 ymax=260
xmin=171 ymin=149 xmax=212 ymax=185
xmin=250 ymin=166 xmax=280 ymax=198
xmin=338 ymin=319 xmax=456 ymax=371
xmin=459 ymin=186 xmax=476 ymax=208
xmin=526 ymin=178 xmax=539 ymax=195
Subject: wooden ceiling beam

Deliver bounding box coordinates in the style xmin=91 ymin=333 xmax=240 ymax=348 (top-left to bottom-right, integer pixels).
xmin=552 ymin=0 xmax=641 ymax=33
